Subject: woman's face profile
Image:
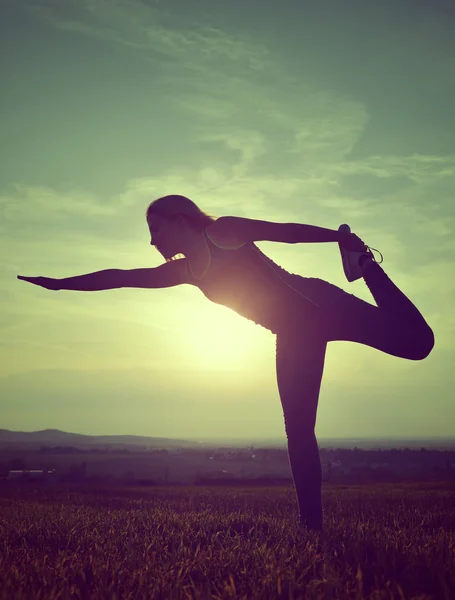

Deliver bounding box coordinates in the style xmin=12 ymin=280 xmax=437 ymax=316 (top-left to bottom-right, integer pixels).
xmin=148 ymin=213 xmax=179 ymax=258
xmin=148 ymin=214 xmax=165 ymax=249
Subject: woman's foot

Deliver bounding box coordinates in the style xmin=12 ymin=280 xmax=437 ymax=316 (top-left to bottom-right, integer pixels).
xmin=338 ymin=224 xmax=366 ymax=282
xmin=338 ymin=224 xmax=380 ymax=281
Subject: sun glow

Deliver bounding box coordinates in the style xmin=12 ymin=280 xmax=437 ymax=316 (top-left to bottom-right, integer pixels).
xmin=178 ymin=302 xmax=265 ymax=371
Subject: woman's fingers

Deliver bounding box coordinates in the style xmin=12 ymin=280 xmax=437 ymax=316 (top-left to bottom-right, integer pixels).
xmin=350 ymin=233 xmax=368 ymax=251
xmin=17 ymin=275 xmax=37 ymax=284
xmin=17 ymin=275 xmax=59 ymax=290
xmin=340 ymin=233 xmax=368 ymax=252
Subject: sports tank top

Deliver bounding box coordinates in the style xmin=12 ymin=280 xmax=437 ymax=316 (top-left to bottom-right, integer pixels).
xmin=187 ymin=227 xmax=320 ymax=334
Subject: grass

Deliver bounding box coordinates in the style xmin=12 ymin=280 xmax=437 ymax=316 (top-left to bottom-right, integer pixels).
xmin=0 ymin=482 xmax=454 ymax=599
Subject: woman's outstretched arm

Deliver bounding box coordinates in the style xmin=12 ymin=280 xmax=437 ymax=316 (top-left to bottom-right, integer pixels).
xmin=17 ymin=269 xmax=125 ymax=291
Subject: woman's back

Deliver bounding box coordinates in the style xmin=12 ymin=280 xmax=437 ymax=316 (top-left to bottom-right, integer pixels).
xmin=187 ymin=227 xmax=321 ymax=333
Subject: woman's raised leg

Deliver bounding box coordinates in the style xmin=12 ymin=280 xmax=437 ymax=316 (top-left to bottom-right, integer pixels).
xmin=361 ymin=256 xmax=434 ymax=347
xmin=284 ymin=261 xmax=434 ymax=361
xmin=275 ymin=322 xmax=328 ymax=531
xmin=328 ymin=258 xmax=435 ymax=360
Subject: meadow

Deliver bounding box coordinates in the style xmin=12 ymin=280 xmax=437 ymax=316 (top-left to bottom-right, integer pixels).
xmin=0 ymin=482 xmax=454 ymax=599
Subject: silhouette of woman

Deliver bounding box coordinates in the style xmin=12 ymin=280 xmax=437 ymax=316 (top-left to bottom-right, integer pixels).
xmin=17 ymin=194 xmax=434 ymax=532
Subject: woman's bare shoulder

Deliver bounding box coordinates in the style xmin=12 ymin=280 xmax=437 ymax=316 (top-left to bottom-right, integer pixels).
xmin=205 ymin=217 xmax=249 ymax=249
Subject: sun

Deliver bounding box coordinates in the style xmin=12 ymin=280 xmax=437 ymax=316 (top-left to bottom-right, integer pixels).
xmin=178 ymin=303 xmax=262 ymax=371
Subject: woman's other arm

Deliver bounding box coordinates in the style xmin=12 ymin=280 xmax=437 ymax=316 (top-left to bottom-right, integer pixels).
xmin=208 ymin=216 xmax=367 ymax=250
xmin=17 ymin=259 xmax=191 ymax=291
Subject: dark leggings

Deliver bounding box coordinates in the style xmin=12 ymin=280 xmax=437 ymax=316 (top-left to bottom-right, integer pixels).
xmin=275 ymin=260 xmax=434 ymax=531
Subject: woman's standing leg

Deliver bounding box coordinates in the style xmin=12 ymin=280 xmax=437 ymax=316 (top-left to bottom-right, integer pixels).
xmin=275 ymin=322 xmax=328 ymax=531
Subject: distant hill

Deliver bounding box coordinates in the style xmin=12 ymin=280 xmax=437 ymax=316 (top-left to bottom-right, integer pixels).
xmin=0 ymin=429 xmax=454 ymax=451
xmin=0 ymin=429 xmax=202 ymax=449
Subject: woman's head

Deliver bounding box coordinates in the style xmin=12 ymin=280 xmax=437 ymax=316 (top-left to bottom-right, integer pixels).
xmin=146 ymin=195 xmax=216 ymax=261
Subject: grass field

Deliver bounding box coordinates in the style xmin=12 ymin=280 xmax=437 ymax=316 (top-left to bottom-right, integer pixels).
xmin=0 ymin=482 xmax=454 ymax=599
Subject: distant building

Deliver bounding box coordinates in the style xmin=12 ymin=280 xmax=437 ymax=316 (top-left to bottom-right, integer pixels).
xmin=7 ymin=470 xmax=56 ymax=481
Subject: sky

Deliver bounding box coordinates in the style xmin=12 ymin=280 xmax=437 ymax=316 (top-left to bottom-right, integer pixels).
xmin=1 ymin=0 xmax=454 ymax=442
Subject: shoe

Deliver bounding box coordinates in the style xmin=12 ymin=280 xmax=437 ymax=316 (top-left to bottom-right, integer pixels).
xmin=338 ymin=224 xmax=375 ymax=282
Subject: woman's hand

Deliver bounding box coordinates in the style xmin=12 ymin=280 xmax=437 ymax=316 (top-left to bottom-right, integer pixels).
xmin=338 ymin=232 xmax=368 ymax=253
xmin=17 ymin=275 xmax=60 ymax=290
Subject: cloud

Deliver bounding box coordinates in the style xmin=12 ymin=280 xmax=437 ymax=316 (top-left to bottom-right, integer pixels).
xmin=25 ymin=0 xmax=274 ymax=73
xmin=334 ymin=154 xmax=455 ymax=184
xmin=0 ymin=184 xmax=117 ymax=222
